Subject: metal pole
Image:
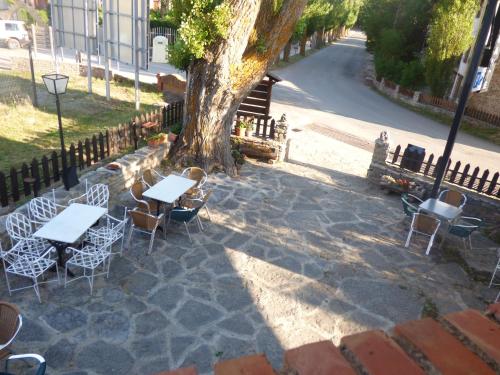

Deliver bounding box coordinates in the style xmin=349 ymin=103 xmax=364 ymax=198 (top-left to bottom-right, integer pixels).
xmin=133 ymin=0 xmax=140 ymax=111
xmin=28 ymin=43 xmax=38 ymax=107
xmin=430 ymin=0 xmax=499 ymax=198
xmin=102 ymin=0 xmax=110 ymax=100
xmin=55 ymin=93 xmax=68 ymax=182
xmin=84 ymin=0 xmax=93 ymax=94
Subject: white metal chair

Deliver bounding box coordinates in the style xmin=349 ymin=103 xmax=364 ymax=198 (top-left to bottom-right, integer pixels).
xmin=126 ymin=209 xmax=164 ymax=255
xmin=69 ymin=181 xmax=109 ymax=209
xmin=488 ymin=249 xmax=500 ymax=289
xmin=438 ymin=189 xmax=466 ymax=209
xmin=405 ymin=213 xmax=441 ymax=255
xmin=29 ymin=194 xmax=66 ymax=224
xmin=4 ymin=353 xmax=46 ymax=375
xmin=5 ymin=213 xmax=51 ymax=257
xmin=0 ymin=242 xmax=59 ymax=303
xmin=87 ymin=209 xmax=128 ymax=256
xmin=64 ymin=243 xmax=112 ymax=295
xmin=181 ymin=189 xmax=213 ymax=226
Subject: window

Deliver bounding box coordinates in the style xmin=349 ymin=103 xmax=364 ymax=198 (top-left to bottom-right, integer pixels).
xmin=5 ymin=23 xmax=19 ymax=31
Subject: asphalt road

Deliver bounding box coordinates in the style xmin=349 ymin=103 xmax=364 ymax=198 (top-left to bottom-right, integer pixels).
xmin=270 ymin=30 xmax=500 ymax=173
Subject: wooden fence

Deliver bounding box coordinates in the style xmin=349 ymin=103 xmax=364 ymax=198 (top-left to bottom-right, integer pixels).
xmin=0 ymin=101 xmax=184 ymax=207
xmin=379 ymin=78 xmax=500 ymax=128
xmin=234 ymin=114 xmax=277 ymax=139
xmin=388 ymin=144 xmax=500 ymax=198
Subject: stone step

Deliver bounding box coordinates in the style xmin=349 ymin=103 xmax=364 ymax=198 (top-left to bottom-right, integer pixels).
xmin=444 ymin=309 xmax=500 ymax=368
xmin=341 ymin=330 xmax=425 ymax=375
xmin=214 ymin=354 xmax=276 ymax=375
xmin=153 ymin=366 xmax=197 ymax=375
xmin=283 ymin=340 xmax=356 ymax=375
xmin=394 ymin=318 xmax=496 ymax=375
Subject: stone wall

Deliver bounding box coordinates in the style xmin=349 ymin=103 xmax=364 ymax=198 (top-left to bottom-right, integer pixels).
xmin=0 ymin=144 xmax=170 ymax=248
xmin=468 ymin=62 xmax=500 ymax=114
xmin=367 ymin=132 xmax=500 ymax=230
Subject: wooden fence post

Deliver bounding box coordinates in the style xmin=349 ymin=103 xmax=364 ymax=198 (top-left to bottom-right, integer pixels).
xmin=0 ymin=172 xmax=8 ymax=207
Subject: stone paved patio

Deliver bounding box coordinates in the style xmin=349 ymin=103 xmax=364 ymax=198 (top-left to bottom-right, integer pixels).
xmin=2 ymin=133 xmax=498 ymax=375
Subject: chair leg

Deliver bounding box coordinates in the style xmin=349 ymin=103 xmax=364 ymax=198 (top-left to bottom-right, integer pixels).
xmin=489 ymin=259 xmax=500 ymax=287
xmin=33 ymin=277 xmax=41 ymax=303
xmin=205 ymin=205 xmax=212 ymax=221
xmin=120 ymin=232 xmax=126 ymax=256
xmin=148 ymin=230 xmax=156 ymax=255
xmin=462 ymin=238 xmax=468 ymax=251
xmin=64 ymin=263 xmax=68 ymax=288
xmin=496 ymin=290 xmax=500 ymax=303
xmin=426 ymin=234 xmax=435 ymax=256
xmin=184 ymin=222 xmax=192 ymax=242
xmin=468 ymin=235 xmax=472 ymax=250
xmin=89 ymin=268 xmax=94 ymax=295
xmin=197 ymin=216 xmax=204 ymax=231
xmin=404 ymin=229 xmax=413 ymax=248
xmin=55 ymin=263 xmax=60 ymax=285
xmin=4 ymin=272 xmax=12 ymax=296
xmin=126 ymin=226 xmax=134 ymax=250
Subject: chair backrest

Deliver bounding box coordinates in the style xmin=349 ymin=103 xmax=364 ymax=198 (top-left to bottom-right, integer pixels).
xmin=29 ymin=197 xmax=57 ymax=223
xmin=439 ymin=190 xmax=465 ymax=208
xmin=130 ymin=181 xmax=144 ymax=201
xmin=413 ymin=213 xmax=440 ymax=235
xmin=129 ymin=210 xmax=161 ymax=231
xmin=6 ymin=213 xmax=33 ymax=244
xmin=401 ymin=194 xmax=418 ymax=217
xmin=202 ymin=189 xmax=212 ymax=203
xmin=142 ymin=169 xmax=157 ymax=187
xmin=0 ymin=302 xmax=21 ymax=349
xmin=182 ymin=167 xmax=207 ymax=187
xmin=86 ymin=184 xmax=109 ymax=208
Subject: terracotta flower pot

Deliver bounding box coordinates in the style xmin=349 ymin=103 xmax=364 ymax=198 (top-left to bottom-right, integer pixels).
xmin=148 ymin=138 xmax=162 ymax=148
xmin=235 ymin=127 xmax=243 ymax=136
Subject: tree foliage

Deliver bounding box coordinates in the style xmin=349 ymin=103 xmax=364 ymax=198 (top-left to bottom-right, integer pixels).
xmin=425 ymin=0 xmax=479 ymax=96
xmin=168 ymin=0 xmax=231 ymax=70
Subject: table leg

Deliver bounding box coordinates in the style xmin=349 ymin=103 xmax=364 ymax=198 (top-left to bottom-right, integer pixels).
xmin=50 ymin=242 xmax=75 ymax=277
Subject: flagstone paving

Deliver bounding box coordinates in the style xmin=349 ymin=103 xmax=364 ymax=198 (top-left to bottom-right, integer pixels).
xmin=2 ymin=136 xmax=498 ymax=375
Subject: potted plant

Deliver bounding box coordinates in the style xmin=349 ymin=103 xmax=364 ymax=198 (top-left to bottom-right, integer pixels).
xmin=235 ymin=121 xmax=246 ymax=137
xmin=243 ymin=119 xmax=254 ymax=137
xmin=147 ymin=133 xmax=166 ymax=148
xmin=168 ymin=122 xmax=182 ymax=142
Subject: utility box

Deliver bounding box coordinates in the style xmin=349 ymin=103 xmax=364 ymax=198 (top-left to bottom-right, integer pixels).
xmin=152 ymin=36 xmax=168 ymax=63
xmin=401 ymin=144 xmax=426 ymax=172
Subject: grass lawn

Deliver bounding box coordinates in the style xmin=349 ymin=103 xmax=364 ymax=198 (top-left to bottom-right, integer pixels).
xmin=0 ymin=71 xmax=165 ymax=173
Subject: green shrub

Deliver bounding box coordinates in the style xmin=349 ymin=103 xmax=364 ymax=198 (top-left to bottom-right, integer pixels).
xmin=374 ymin=55 xmax=405 ymax=82
xmin=400 ymin=60 xmax=425 ymax=90
xmin=170 ymin=122 xmax=183 ymax=135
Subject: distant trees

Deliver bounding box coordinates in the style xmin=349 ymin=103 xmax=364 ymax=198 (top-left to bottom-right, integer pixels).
xmin=425 ymin=0 xmax=478 ymax=96
xmin=359 ymin=0 xmax=480 ymax=95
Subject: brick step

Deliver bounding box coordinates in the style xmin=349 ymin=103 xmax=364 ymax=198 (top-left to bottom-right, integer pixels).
xmin=153 ymin=367 xmax=197 ymax=375
xmin=283 ymin=340 xmax=356 ymax=375
xmin=444 ymin=309 xmax=500 ymax=369
xmin=394 ymin=318 xmax=496 ymax=375
xmin=214 ymin=354 xmax=276 ymax=375
xmin=341 ymin=330 xmax=425 ymax=375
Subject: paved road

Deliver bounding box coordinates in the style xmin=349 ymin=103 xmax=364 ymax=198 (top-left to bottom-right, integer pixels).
xmin=270 ymin=30 xmax=500 ymax=173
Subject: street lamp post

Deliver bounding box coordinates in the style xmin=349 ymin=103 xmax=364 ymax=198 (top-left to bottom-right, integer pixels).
xmin=430 ymin=0 xmax=499 ymax=197
xmin=42 ymin=73 xmax=70 ymax=187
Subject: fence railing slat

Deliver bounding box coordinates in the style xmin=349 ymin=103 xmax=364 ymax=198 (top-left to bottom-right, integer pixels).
xmin=0 ymin=172 xmax=8 ymax=207
xmin=21 ymin=163 xmax=31 ymax=197
xmin=30 ymin=158 xmax=41 ymax=197
xmin=10 ymin=168 xmax=19 ymax=202
xmin=85 ymin=139 xmax=92 ymax=167
xmin=51 ymin=151 xmax=60 ymax=182
xmin=487 ymin=172 xmax=499 ymax=195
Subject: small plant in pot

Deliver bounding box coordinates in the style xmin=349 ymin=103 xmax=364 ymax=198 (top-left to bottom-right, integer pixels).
xmin=242 ymin=119 xmax=254 ymax=137
xmin=235 ymin=121 xmax=246 ymax=137
xmin=168 ymin=122 xmax=182 ymax=142
xmin=147 ymin=133 xmax=166 ymax=148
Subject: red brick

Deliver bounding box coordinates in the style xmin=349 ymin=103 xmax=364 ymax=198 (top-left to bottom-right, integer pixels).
xmin=341 ymin=330 xmax=425 ymax=375
xmin=214 ymin=354 xmax=276 ymax=375
xmin=445 ymin=309 xmax=500 ymax=366
xmin=152 ymin=366 xmax=197 ymax=375
xmin=394 ymin=318 xmax=495 ymax=375
xmin=283 ymin=340 xmax=356 ymax=375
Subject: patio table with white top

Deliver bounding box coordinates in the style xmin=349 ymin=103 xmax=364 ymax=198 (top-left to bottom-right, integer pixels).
xmin=34 ymin=203 xmax=107 ymax=275
xmin=143 ymin=174 xmax=197 ymax=214
xmin=418 ymin=198 xmax=462 ymax=222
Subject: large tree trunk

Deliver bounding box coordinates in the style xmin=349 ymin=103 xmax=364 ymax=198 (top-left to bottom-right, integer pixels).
xmin=283 ymin=40 xmax=292 ymax=62
xmin=171 ymin=0 xmax=307 ymax=175
xmin=316 ymin=29 xmax=324 ymax=49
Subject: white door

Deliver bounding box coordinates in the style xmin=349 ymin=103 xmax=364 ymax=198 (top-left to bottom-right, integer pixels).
xmin=152 ymin=36 xmax=168 ymax=63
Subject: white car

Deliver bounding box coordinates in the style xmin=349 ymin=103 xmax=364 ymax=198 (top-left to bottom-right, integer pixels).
xmin=0 ymin=20 xmax=30 ymax=49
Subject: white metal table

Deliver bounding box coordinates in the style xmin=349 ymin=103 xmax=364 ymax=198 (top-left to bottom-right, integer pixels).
xmin=418 ymin=198 xmax=462 ymax=222
xmin=34 ymin=203 xmax=107 ymax=275
xmin=143 ymin=174 xmax=196 ymax=211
